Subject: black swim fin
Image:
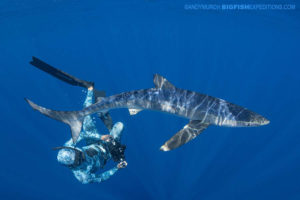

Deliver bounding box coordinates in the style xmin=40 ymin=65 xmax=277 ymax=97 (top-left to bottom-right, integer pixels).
xmin=29 ymin=57 xmax=113 ymax=132
xmin=30 ymin=56 xmax=94 ymax=88
xmin=94 ymin=89 xmax=113 ymax=131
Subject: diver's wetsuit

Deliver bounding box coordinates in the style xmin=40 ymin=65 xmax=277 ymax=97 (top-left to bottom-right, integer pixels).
xmin=57 ymin=90 xmax=124 ymax=184
xmin=29 ymin=57 xmax=125 ymax=183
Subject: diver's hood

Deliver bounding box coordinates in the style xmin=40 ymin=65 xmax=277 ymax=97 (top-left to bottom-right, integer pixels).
xmin=54 ymin=146 xmax=86 ymax=168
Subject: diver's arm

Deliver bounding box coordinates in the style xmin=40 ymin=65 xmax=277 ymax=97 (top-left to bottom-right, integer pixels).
xmin=109 ymin=122 xmax=124 ymax=141
xmin=72 ymin=170 xmax=94 ymax=184
xmin=92 ymin=167 xmax=119 ymax=183
xmin=73 ymin=167 xmax=120 ymax=184
xmin=92 ymin=162 xmax=127 ymax=183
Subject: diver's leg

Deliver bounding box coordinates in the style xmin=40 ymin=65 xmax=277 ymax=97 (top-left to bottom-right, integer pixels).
xmin=82 ymin=88 xmax=98 ymax=132
xmin=82 ymin=88 xmax=96 ymax=132
xmin=110 ymin=122 xmax=124 ymax=141
xmin=82 ymin=88 xmax=101 ymax=142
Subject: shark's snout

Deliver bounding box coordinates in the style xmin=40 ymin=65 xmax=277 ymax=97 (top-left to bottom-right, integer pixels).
xmin=261 ymin=117 xmax=270 ymax=125
xmin=246 ymin=115 xmax=270 ymax=126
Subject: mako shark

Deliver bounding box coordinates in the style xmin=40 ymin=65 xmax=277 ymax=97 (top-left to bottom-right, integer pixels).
xmin=25 ymin=74 xmax=269 ymax=151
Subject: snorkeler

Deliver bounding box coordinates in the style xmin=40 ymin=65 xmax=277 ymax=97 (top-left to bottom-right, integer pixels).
xmin=29 ymin=57 xmax=127 ymax=183
xmin=55 ymin=87 xmax=127 ymax=184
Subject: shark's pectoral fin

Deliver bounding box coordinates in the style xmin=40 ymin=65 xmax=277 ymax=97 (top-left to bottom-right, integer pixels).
xmin=153 ymin=74 xmax=175 ymax=90
xmin=129 ymin=108 xmax=143 ymax=115
xmin=160 ymin=120 xmax=209 ymax=151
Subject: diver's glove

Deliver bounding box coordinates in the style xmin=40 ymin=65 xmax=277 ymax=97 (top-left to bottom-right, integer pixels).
xmin=117 ymin=161 xmax=127 ymax=169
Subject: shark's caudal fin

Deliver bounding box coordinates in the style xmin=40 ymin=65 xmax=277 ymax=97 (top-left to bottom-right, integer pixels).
xmin=160 ymin=120 xmax=210 ymax=151
xmin=25 ymin=98 xmax=84 ymax=143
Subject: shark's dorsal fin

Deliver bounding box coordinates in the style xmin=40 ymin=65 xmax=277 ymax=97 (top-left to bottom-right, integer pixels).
xmin=160 ymin=120 xmax=210 ymax=151
xmin=94 ymin=89 xmax=105 ymax=98
xmin=94 ymin=90 xmax=106 ymax=103
xmin=129 ymin=108 xmax=143 ymax=115
xmin=153 ymin=74 xmax=175 ymax=90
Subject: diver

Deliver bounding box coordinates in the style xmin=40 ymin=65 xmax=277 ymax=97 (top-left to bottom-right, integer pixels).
xmin=29 ymin=57 xmax=127 ymax=183
xmin=55 ymin=86 xmax=127 ymax=184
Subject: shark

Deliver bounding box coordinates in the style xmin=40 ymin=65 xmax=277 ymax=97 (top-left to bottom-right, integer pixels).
xmin=25 ymin=74 xmax=269 ymax=151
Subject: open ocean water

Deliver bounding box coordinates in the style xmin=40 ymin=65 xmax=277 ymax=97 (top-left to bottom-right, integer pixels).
xmin=0 ymin=0 xmax=299 ymax=199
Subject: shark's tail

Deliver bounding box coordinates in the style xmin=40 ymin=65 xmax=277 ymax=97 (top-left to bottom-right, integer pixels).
xmin=25 ymin=98 xmax=84 ymax=143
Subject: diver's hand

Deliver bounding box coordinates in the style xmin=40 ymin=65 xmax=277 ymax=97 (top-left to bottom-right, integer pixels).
xmin=101 ymin=135 xmax=113 ymax=142
xmin=117 ymin=161 xmax=127 ymax=169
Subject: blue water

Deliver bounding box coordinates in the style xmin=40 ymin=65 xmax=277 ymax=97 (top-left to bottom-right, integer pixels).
xmin=1 ymin=0 xmax=299 ymax=199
